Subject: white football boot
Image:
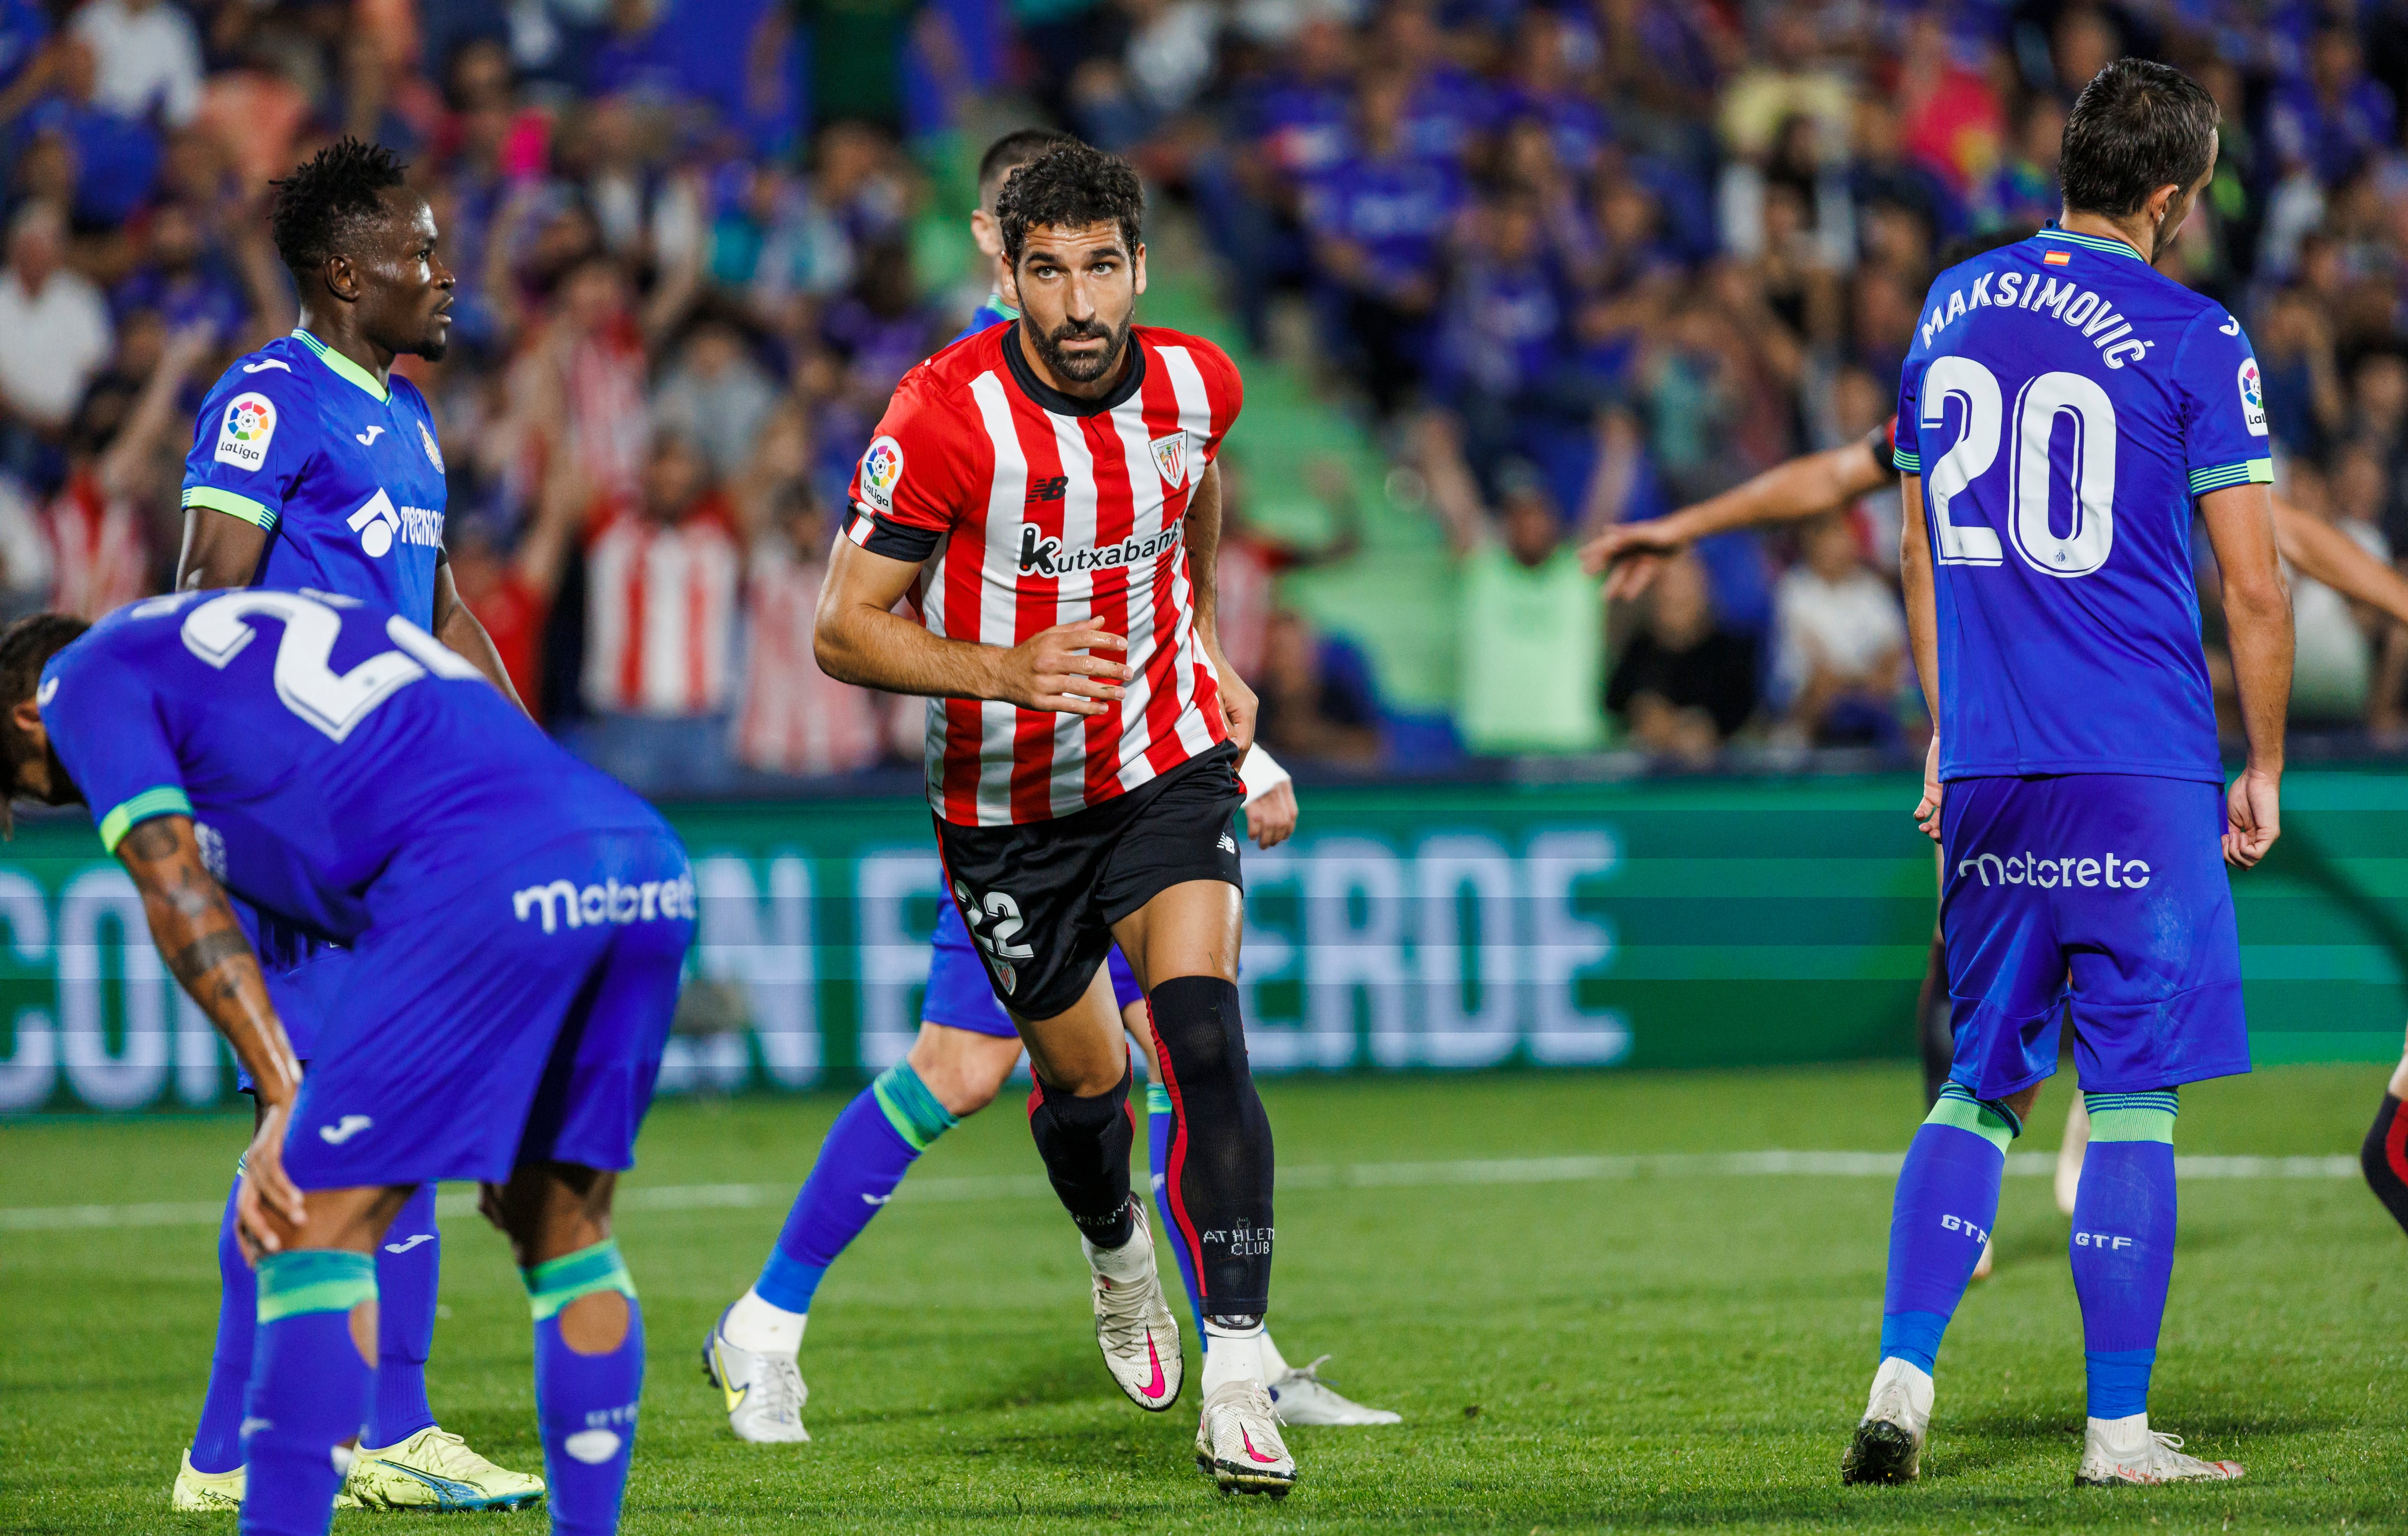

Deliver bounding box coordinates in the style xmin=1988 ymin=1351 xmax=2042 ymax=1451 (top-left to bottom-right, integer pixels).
xmin=1196 ymin=1380 xmax=1297 ymax=1496
xmin=1085 ymin=1200 xmax=1183 ymax=1412
xmin=702 ymin=1306 xmax=811 ymax=1443
xmin=1840 ymin=1357 xmax=1933 ymax=1484
xmin=2075 ymin=1414 xmax=2244 ymax=1486
xmin=170 ymin=1449 xmax=245 ymax=1511
xmin=1264 ymin=1350 xmax=1400 ymax=1426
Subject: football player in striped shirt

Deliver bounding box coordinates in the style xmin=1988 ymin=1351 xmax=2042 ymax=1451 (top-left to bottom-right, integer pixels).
xmin=812 ymin=141 xmax=1293 ymax=1493
xmin=702 ymin=129 xmax=1391 ymax=1456
xmin=168 ymin=139 xmax=537 ymax=1515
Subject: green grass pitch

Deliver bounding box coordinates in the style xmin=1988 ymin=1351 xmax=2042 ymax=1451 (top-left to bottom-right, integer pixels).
xmin=5 ymin=1063 xmax=2406 ymax=1533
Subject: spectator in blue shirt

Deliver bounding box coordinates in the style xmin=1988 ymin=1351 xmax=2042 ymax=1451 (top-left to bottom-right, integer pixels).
xmin=15 ymin=37 xmax=158 ymax=228
xmin=2269 ymin=25 xmax=2397 ymax=189
xmin=111 ymin=201 xmax=247 ymax=340
xmin=1304 ymin=68 xmax=1464 ymax=416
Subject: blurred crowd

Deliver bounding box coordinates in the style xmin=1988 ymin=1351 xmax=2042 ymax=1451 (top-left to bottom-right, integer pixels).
xmin=9 ymin=0 xmax=2408 ymax=790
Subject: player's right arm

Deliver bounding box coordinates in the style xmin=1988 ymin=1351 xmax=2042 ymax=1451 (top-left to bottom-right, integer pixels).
xmin=1579 ymin=431 xmax=1894 ymax=600
xmin=174 ymin=362 xmax=311 ymax=590
xmin=814 ymin=538 xmax=1131 ymax=713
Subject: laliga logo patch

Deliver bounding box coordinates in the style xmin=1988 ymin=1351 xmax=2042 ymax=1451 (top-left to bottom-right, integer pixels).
xmin=860 ymin=436 xmax=903 ymax=513
xmin=419 ymin=419 xmax=445 ymax=472
xmin=214 ymin=392 xmax=277 ymax=470
xmin=2238 ymin=357 xmax=2268 ymax=436
xmin=1150 ymin=431 xmax=1190 ymax=488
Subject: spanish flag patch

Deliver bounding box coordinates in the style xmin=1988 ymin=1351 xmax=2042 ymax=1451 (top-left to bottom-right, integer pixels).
xmin=2042 ymin=250 xmax=2073 ymax=266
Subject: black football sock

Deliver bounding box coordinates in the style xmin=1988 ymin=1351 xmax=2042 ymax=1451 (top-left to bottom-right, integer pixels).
xmin=1149 ymin=975 xmax=1273 ymax=1318
xmin=1028 ymin=1063 xmax=1136 ymax=1249
xmin=1918 ymin=935 xmax=1952 ymax=1108
xmin=2362 ymin=1094 xmax=2408 ymax=1238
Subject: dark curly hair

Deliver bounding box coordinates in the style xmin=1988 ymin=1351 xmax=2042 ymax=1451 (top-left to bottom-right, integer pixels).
xmin=269 ymin=137 xmax=410 ymax=279
xmin=995 ymin=142 xmax=1145 ymax=269
xmin=0 ymin=613 xmax=90 ymax=836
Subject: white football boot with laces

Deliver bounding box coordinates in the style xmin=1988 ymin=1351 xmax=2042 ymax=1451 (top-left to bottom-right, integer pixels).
xmin=1840 ymin=1357 xmax=1933 ymax=1484
xmin=2076 ymin=1414 xmax=2243 ymax=1486
xmin=1196 ymin=1379 xmax=1298 ymax=1496
xmin=1085 ymin=1200 xmax=1183 ymax=1411
xmin=703 ymin=1307 xmax=811 ymax=1444
xmin=1266 ymin=1353 xmax=1400 ymax=1426
xmin=170 ymin=1449 xmax=245 ymax=1511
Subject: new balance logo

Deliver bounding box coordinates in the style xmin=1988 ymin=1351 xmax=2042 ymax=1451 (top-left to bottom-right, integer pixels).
xmin=1218 ymin=834 xmax=1237 ymax=854
xmin=513 ymin=873 xmax=696 ymax=933
xmin=319 ymin=1115 xmax=373 ymax=1144
xmin=355 ymin=425 xmax=385 ymax=446
xmin=1026 ymin=476 xmax=1068 ymax=504
xmin=384 ymin=1233 xmax=434 ymax=1254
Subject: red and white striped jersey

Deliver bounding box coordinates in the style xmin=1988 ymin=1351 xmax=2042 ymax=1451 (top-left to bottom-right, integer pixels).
xmin=734 ymin=537 xmax=888 ymax=776
xmin=581 ymin=497 xmax=742 ymax=717
xmin=47 ymin=468 xmax=150 ymax=621
xmin=844 ymin=323 xmax=1243 ymax=826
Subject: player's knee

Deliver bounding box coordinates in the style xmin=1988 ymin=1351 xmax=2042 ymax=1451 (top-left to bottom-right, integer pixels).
xmin=906 ymin=1028 xmax=1018 ymax=1116
xmin=1148 ymin=975 xmax=1248 ymax=1081
xmin=2001 ymin=1082 xmax=2046 ymax=1126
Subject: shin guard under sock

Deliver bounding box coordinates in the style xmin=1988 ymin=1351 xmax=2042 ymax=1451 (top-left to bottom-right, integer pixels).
xmin=755 ymin=1063 xmax=958 ymax=1315
xmin=2361 ymin=1093 xmax=2408 ymax=1238
xmin=526 ymin=1241 xmax=644 ymax=1536
xmin=191 ymin=1176 xmax=257 ymax=1474
xmin=367 ymin=1183 xmax=439 ymax=1447
xmin=1149 ymin=975 xmax=1274 ymax=1318
xmin=1028 ymin=1063 xmax=1135 ymax=1248
xmin=1879 ymin=1084 xmax=2015 ymax=1373
xmin=242 ymin=1251 xmax=375 ymax=1536
xmin=1146 ymin=1080 xmax=1207 ymax=1336
xmin=2072 ymin=1090 xmax=2178 ymax=1420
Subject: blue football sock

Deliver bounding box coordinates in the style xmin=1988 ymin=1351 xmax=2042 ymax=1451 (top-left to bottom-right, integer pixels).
xmin=755 ymin=1063 xmax=957 ymax=1313
xmin=1146 ymin=1081 xmax=1205 ymax=1339
xmin=526 ymin=1241 xmax=644 ymax=1536
xmin=191 ymin=1175 xmax=256 ymax=1474
xmin=367 ymin=1183 xmax=439 ymax=1447
xmin=241 ymin=1251 xmax=375 ymax=1536
xmin=1879 ymin=1084 xmax=2017 ymax=1373
xmin=2072 ymin=1089 xmax=2179 ymax=1420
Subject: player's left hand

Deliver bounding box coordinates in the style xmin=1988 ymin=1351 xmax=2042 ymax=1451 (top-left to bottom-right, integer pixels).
xmin=1244 ymin=779 xmax=1298 ymax=848
xmin=1913 ymin=732 xmax=1943 ymax=844
xmin=234 ymin=1097 xmax=306 ymax=1262
xmin=1218 ymin=667 xmax=1259 ymax=753
xmin=2224 ymin=767 xmax=2281 ymax=868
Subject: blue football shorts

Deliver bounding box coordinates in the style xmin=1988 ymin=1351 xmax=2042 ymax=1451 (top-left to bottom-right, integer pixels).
xmin=923 ymin=895 xmax=1147 ymax=1038
xmin=282 ymin=825 xmax=694 ymax=1189
xmin=1939 ymin=773 xmax=2251 ymax=1103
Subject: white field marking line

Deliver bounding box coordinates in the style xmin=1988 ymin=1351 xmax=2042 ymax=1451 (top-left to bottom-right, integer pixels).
xmin=0 ymin=1150 xmax=2361 ymax=1233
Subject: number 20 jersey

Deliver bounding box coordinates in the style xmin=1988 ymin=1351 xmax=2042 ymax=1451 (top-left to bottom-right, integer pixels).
xmin=1893 ymin=226 xmax=2273 ymax=786
xmin=39 ymin=589 xmax=664 ymax=943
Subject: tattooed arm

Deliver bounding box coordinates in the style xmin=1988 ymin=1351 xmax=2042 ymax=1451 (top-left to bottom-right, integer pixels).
xmin=116 ymin=816 xmax=308 ymax=1251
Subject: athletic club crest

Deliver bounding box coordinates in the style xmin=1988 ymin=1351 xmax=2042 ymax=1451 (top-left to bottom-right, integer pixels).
xmin=994 ymin=959 xmax=1016 ymax=995
xmin=1150 ymin=431 xmax=1189 ymax=488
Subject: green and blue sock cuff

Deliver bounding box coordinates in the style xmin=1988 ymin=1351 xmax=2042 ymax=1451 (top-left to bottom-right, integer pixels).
xmin=256 ymin=1249 xmax=378 ymax=1321
xmin=2084 ymin=1087 xmax=2178 ymax=1142
xmin=523 ymin=1239 xmax=637 ymax=1321
xmin=871 ymin=1061 xmax=959 ymax=1151
xmin=1926 ymin=1082 xmax=2022 ymax=1151
xmin=1144 ymin=1081 xmax=1172 ymax=1114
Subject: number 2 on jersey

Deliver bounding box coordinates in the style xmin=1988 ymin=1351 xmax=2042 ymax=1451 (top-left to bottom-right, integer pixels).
xmin=176 ymin=590 xmax=483 ymax=741
xmin=1920 ymin=357 xmax=2119 ymax=579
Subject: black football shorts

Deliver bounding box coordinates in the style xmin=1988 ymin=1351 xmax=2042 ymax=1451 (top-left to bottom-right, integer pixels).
xmin=933 ymin=742 xmax=1243 ymax=1021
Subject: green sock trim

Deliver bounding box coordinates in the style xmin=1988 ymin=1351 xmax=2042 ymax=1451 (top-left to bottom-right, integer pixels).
xmin=871 ymin=1062 xmax=958 ymax=1151
xmin=257 ymin=1250 xmax=377 ymax=1322
xmin=1145 ymin=1081 xmax=1172 ymax=1114
xmin=1926 ymin=1083 xmax=2018 ymax=1152
xmin=2084 ymin=1088 xmax=2177 ymax=1143
xmin=523 ymin=1239 xmax=637 ymax=1320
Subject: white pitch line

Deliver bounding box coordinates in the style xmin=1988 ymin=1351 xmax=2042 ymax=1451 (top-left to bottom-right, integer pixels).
xmin=0 ymin=1150 xmax=2361 ymax=1234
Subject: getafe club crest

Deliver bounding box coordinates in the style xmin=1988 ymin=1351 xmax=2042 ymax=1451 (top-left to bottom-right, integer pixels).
xmin=1150 ymin=431 xmax=1189 ymax=488
xmin=419 ymin=418 xmax=445 ymax=471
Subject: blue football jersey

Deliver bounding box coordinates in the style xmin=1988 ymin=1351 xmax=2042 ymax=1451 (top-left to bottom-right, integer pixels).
xmin=178 ymin=330 xmax=449 ymax=625
xmin=951 ymin=294 xmax=1016 ymax=346
xmin=41 ymin=588 xmax=667 ymax=943
xmin=1894 ymin=226 xmax=2273 ymax=785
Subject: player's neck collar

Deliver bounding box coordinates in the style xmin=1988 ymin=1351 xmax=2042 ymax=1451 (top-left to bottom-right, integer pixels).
xmin=985 ymin=288 xmax=1020 ymax=320
xmin=291 ymin=327 xmax=391 ymax=403
xmin=2037 ymin=222 xmax=2146 ymax=261
xmin=1001 ymin=320 xmax=1146 ymax=417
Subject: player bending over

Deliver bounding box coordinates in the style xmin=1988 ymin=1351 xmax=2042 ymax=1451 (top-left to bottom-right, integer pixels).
xmin=1844 ymin=59 xmax=2286 ymax=1488
xmin=702 ymin=128 xmax=1392 ymax=1449
xmin=170 ymin=138 xmax=536 ymax=1514
xmin=801 ymin=141 xmax=1293 ymax=1494
xmin=1 ymin=590 xmax=690 ymax=1536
